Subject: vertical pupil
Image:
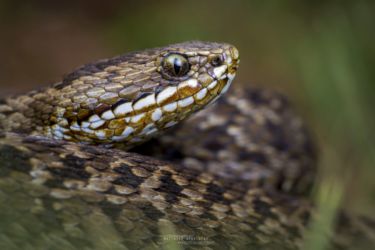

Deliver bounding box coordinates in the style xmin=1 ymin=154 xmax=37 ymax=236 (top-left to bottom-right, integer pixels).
xmin=173 ymin=57 xmax=182 ymax=75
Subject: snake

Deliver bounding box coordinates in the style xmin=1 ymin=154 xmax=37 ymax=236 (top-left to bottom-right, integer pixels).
xmin=0 ymin=41 xmax=373 ymax=250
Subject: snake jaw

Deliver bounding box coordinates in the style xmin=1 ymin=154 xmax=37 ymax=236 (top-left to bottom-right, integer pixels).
xmin=27 ymin=42 xmax=239 ymax=147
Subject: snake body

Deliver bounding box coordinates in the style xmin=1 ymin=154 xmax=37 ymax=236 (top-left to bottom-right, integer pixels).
xmin=0 ymin=42 xmax=372 ymax=249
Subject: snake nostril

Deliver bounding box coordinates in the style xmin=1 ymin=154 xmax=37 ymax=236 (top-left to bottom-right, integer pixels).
xmin=210 ymin=54 xmax=224 ymax=67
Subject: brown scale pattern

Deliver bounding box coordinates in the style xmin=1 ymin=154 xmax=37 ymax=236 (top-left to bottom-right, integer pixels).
xmin=138 ymin=87 xmax=317 ymax=196
xmin=0 ymin=42 xmax=374 ymax=250
xmin=0 ymin=132 xmax=310 ymax=250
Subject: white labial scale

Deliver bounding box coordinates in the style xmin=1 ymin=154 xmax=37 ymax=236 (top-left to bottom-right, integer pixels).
xmin=82 ymin=127 xmax=94 ymax=134
xmin=219 ymin=74 xmax=227 ymax=80
xmin=122 ymin=126 xmax=134 ymax=137
xmin=94 ymin=130 xmax=107 ymax=140
xmin=88 ymin=114 xmax=101 ymax=123
xmin=178 ymin=96 xmax=194 ymax=108
xmin=114 ymin=102 xmax=133 ymax=116
xmin=140 ymin=123 xmax=158 ymax=136
xmin=156 ymin=86 xmax=178 ymax=105
xmin=81 ymin=122 xmax=90 ymax=129
xmin=70 ymin=122 xmax=81 ymax=131
xmin=162 ymin=102 xmax=177 ymax=112
xmin=178 ymin=79 xmax=199 ymax=90
xmin=130 ymin=113 xmax=145 ymax=123
xmin=53 ymin=130 xmax=64 ymax=139
xmin=213 ymin=65 xmax=227 ymax=79
xmin=194 ymin=88 xmax=208 ymax=100
xmin=89 ymin=119 xmax=105 ymax=129
xmin=112 ymin=126 xmax=134 ymax=141
xmin=151 ymin=108 xmax=163 ymax=121
xmin=101 ymin=110 xmax=115 ymax=120
xmin=207 ymin=80 xmax=218 ymax=90
xmin=133 ymin=94 xmax=156 ymax=111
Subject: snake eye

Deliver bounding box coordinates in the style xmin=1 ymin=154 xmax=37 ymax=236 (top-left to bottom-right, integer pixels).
xmin=162 ymin=54 xmax=190 ymax=77
xmin=210 ymin=54 xmax=224 ymax=67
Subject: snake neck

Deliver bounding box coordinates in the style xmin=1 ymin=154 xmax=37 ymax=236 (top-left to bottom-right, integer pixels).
xmin=0 ymin=91 xmax=53 ymax=134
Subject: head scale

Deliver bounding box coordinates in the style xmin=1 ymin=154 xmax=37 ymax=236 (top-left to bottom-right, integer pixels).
xmin=44 ymin=41 xmax=239 ymax=147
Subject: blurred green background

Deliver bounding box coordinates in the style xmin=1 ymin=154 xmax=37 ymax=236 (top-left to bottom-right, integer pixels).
xmin=0 ymin=0 xmax=374 ymax=247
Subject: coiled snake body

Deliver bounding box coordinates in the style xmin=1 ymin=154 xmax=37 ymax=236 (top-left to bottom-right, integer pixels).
xmin=0 ymin=42 xmax=372 ymax=249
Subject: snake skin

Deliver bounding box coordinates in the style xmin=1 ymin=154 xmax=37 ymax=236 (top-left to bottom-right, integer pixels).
xmin=0 ymin=42 xmax=373 ymax=250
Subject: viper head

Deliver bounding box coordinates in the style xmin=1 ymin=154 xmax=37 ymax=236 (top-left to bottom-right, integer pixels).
xmin=47 ymin=41 xmax=239 ymax=147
